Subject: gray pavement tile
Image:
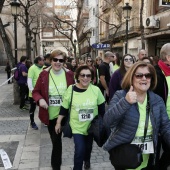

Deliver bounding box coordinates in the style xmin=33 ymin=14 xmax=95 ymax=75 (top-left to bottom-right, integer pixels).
xmin=0 ymin=120 xmax=29 ymax=135
xmin=0 ymin=141 xmax=19 ymax=167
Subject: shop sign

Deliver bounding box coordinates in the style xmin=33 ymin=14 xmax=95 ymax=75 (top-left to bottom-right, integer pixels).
xmin=92 ymin=43 xmax=110 ymax=49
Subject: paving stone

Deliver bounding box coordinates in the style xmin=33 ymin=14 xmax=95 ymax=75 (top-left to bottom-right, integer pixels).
xmin=0 ymin=141 xmax=19 ymax=167
xmin=0 ymin=120 xmax=29 ymax=135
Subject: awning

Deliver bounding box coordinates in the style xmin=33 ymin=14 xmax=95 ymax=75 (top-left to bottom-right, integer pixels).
xmin=112 ymin=42 xmax=123 ymax=48
xmin=145 ymin=30 xmax=170 ymax=38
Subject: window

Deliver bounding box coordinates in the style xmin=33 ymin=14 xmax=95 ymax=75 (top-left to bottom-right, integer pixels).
xmin=93 ymin=8 xmax=95 ymax=15
xmin=55 ymin=30 xmax=70 ymax=36
xmin=46 ymin=2 xmax=53 ymax=7
xmin=46 ymin=12 xmax=53 ymax=16
xmin=43 ymin=32 xmax=53 ymax=37
xmin=45 ymin=41 xmax=54 ymax=47
xmin=55 ymin=0 xmax=70 ymax=6
xmin=46 ymin=22 xmax=53 ymax=27
xmin=92 ymin=29 xmax=95 ymax=36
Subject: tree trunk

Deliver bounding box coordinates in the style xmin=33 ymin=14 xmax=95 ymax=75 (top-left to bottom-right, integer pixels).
xmin=0 ymin=17 xmax=20 ymax=104
xmin=25 ymin=9 xmax=32 ymax=59
xmin=140 ymin=0 xmax=145 ymax=49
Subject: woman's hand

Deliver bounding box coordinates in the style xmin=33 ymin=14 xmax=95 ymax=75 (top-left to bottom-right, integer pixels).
xmin=39 ymin=99 xmax=48 ymax=109
xmin=125 ymin=86 xmax=137 ymax=104
xmin=55 ymin=123 xmax=61 ymax=134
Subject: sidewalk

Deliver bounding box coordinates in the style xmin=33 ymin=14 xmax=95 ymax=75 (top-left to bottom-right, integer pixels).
xmin=0 ymin=71 xmax=113 ymax=170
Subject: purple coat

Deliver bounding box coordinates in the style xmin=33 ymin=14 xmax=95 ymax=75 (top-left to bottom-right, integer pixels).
xmin=109 ymin=69 xmax=122 ymax=101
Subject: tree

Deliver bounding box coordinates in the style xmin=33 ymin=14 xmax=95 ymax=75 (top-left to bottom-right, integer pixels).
xmin=90 ymin=0 xmax=123 ymax=51
xmin=17 ymin=0 xmax=39 ymax=59
xmin=140 ymin=0 xmax=145 ymax=49
xmin=0 ymin=0 xmax=20 ymax=104
xmin=40 ymin=0 xmax=80 ymax=58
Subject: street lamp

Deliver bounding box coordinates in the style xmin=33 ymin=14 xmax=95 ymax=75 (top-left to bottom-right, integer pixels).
xmin=10 ymin=0 xmax=21 ymax=65
xmin=74 ymin=39 xmax=77 ymax=58
xmin=123 ymin=3 xmax=132 ymax=54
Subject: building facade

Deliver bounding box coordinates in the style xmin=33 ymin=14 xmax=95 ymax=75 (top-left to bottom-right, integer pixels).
xmin=40 ymin=0 xmax=76 ymax=56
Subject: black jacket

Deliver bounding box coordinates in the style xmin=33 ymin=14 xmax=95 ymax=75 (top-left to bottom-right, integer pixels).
xmin=153 ymin=65 xmax=168 ymax=105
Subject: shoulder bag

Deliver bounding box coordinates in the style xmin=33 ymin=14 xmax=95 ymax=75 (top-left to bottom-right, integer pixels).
xmin=88 ymin=114 xmax=107 ymax=147
xmin=109 ymin=94 xmax=150 ymax=169
xmin=62 ymin=85 xmax=74 ymax=138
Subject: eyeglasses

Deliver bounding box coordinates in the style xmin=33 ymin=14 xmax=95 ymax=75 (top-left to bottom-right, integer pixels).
xmin=79 ymin=74 xmax=91 ymax=78
xmin=52 ymin=58 xmax=65 ymax=63
xmin=134 ymin=73 xmax=152 ymax=79
xmin=124 ymin=58 xmax=133 ymax=62
xmin=87 ymin=60 xmax=92 ymax=63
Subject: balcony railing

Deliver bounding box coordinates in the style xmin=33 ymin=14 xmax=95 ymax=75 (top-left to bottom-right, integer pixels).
xmin=109 ymin=17 xmax=140 ymax=38
xmin=102 ymin=2 xmax=110 ymax=12
xmin=99 ymin=30 xmax=109 ymax=42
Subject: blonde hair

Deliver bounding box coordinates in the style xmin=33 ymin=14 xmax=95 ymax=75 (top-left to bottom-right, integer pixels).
xmin=121 ymin=62 xmax=157 ymax=91
xmin=50 ymin=50 xmax=66 ymax=61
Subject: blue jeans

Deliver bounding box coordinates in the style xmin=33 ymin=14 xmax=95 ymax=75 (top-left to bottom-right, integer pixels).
xmin=73 ymin=134 xmax=93 ymax=170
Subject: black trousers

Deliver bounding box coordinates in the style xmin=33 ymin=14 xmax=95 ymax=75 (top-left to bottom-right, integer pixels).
xmin=29 ymin=97 xmax=36 ymax=123
xmin=19 ymin=83 xmax=28 ymax=108
xmin=48 ymin=118 xmax=62 ymax=170
xmin=159 ymin=137 xmax=170 ymax=170
xmin=7 ymin=72 xmax=11 ymax=84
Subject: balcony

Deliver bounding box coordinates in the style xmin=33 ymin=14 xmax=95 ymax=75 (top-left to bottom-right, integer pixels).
xmin=110 ymin=17 xmax=140 ymax=39
xmin=81 ymin=10 xmax=89 ymax=19
xmin=102 ymin=2 xmax=111 ymax=12
xmin=99 ymin=30 xmax=109 ymax=42
xmin=80 ymin=46 xmax=91 ymax=55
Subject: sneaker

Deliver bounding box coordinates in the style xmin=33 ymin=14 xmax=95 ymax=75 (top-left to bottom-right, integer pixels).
xmin=44 ymin=124 xmax=47 ymax=127
xmin=84 ymin=161 xmax=90 ymax=169
xmin=20 ymin=106 xmax=29 ymax=111
xmin=25 ymin=100 xmax=30 ymax=104
xmin=31 ymin=122 xmax=38 ymax=130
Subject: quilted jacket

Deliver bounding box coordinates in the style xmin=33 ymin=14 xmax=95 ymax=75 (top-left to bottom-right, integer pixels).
xmin=103 ymin=90 xmax=170 ymax=162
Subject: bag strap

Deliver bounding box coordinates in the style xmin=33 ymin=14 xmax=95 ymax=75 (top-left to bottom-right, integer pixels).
xmin=49 ymin=71 xmax=63 ymax=102
xmin=142 ymin=92 xmax=150 ymax=143
xmin=69 ymin=85 xmax=74 ymax=113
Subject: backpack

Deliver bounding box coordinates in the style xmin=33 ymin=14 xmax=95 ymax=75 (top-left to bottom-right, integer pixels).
xmin=14 ymin=63 xmax=21 ymax=81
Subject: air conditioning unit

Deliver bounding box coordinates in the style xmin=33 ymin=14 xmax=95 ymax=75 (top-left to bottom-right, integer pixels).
xmin=145 ymin=16 xmax=160 ymax=29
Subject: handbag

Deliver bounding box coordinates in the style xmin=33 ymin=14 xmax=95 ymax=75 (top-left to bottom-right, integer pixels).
xmin=88 ymin=115 xmax=107 ymax=147
xmin=109 ymin=93 xmax=150 ymax=169
xmin=62 ymin=85 xmax=74 ymax=138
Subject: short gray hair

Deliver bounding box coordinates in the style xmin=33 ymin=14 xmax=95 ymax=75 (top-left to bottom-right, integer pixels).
xmin=160 ymin=43 xmax=170 ymax=61
xmin=104 ymin=51 xmax=114 ymax=58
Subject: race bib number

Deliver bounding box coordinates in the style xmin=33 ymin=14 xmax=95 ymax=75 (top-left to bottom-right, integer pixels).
xmin=132 ymin=141 xmax=154 ymax=154
xmin=49 ymin=95 xmax=62 ymax=106
xmin=79 ymin=109 xmax=93 ymax=122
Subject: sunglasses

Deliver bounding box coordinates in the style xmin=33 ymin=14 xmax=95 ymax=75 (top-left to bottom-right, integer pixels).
xmin=124 ymin=58 xmax=133 ymax=62
xmin=79 ymin=74 xmax=92 ymax=78
xmin=87 ymin=60 xmax=92 ymax=62
xmin=52 ymin=58 xmax=65 ymax=63
xmin=134 ymin=73 xmax=152 ymax=79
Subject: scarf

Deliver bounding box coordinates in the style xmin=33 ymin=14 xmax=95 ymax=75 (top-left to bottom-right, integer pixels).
xmin=158 ymin=60 xmax=170 ymax=76
xmin=35 ymin=64 xmax=43 ymax=68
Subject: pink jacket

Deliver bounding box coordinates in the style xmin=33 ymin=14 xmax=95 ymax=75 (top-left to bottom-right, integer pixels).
xmin=32 ymin=67 xmax=74 ymax=125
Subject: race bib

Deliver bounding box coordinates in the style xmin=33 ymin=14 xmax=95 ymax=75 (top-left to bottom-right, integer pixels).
xmin=132 ymin=141 xmax=154 ymax=154
xmin=78 ymin=109 xmax=94 ymax=122
xmin=49 ymin=95 xmax=62 ymax=106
